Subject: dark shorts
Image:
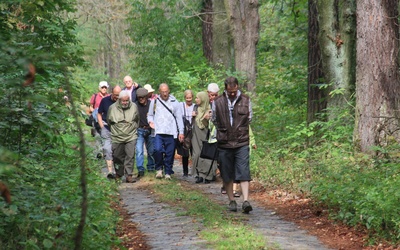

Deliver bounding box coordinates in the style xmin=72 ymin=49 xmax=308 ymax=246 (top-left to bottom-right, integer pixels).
xmin=218 ymin=145 xmax=251 ymax=183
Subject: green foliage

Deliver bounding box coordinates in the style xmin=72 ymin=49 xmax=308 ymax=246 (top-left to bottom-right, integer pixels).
xmin=255 ymin=0 xmax=308 ymax=143
xmin=126 ymin=0 xmax=205 ymax=85
xmin=0 ymin=135 xmax=120 ymax=249
xmin=311 ymin=154 xmax=400 ymax=242
xmin=0 ymin=1 xmax=121 ymax=249
xmin=167 ymin=63 xmax=242 ymax=98
xmin=252 ymin=103 xmax=400 ymax=243
xmin=0 ymin=0 xmax=85 ymax=155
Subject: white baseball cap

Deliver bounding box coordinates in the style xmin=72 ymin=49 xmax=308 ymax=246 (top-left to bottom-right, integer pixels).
xmin=99 ymin=81 xmax=109 ymax=88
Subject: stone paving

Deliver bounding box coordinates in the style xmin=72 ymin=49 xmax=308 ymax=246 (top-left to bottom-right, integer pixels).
xmin=115 ymin=160 xmax=334 ymax=250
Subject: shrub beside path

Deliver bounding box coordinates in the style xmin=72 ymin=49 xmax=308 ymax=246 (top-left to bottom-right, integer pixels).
xmin=117 ymin=160 xmax=333 ymax=250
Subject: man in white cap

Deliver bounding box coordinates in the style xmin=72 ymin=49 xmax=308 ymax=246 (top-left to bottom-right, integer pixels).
xmin=89 ymin=81 xmax=110 ymax=158
xmin=143 ymin=84 xmax=157 ymax=100
xmin=89 ymin=81 xmax=110 ymax=114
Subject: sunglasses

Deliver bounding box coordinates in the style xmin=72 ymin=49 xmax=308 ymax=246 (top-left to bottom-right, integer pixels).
xmin=101 ymin=86 xmax=108 ymax=89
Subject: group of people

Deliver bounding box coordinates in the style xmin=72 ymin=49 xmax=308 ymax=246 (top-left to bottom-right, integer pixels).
xmin=88 ymin=76 xmax=255 ymax=213
xmin=89 ymin=76 xmax=157 ymax=183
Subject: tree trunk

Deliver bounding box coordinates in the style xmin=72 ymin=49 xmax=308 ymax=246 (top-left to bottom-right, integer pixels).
xmin=316 ymin=0 xmax=356 ymax=119
xmin=355 ymin=0 xmax=400 ymax=153
xmin=307 ymin=0 xmax=327 ymax=123
xmin=202 ymin=0 xmax=213 ymax=62
xmin=224 ymin=0 xmax=259 ymax=92
xmin=211 ymin=0 xmax=234 ymax=69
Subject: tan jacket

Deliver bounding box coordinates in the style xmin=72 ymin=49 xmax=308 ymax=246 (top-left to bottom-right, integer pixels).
xmin=107 ymin=101 xmax=139 ymax=143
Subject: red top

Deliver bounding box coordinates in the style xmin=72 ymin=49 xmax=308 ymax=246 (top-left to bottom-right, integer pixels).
xmin=90 ymin=92 xmax=109 ymax=109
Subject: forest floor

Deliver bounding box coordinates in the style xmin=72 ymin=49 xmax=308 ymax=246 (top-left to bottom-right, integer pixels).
xmin=113 ymin=157 xmax=398 ymax=250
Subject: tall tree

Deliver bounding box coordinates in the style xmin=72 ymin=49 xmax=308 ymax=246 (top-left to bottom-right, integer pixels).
xmin=224 ymin=0 xmax=260 ymax=92
xmin=211 ymin=0 xmax=234 ymax=69
xmin=202 ymin=0 xmax=213 ymax=62
xmin=355 ymin=0 xmax=400 ymax=153
xmin=316 ymin=0 xmax=356 ymax=118
xmin=307 ymin=0 xmax=327 ymax=123
xmin=76 ymin=0 xmax=132 ymax=81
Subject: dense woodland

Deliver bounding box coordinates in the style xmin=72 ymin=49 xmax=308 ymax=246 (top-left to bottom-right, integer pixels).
xmin=1 ymin=0 xmax=400 ymax=249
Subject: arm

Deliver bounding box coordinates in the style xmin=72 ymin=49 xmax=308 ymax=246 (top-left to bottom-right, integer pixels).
xmin=147 ymin=99 xmax=155 ymax=129
xmin=174 ymin=101 xmax=184 ymax=142
xmin=89 ymin=94 xmax=95 ymax=113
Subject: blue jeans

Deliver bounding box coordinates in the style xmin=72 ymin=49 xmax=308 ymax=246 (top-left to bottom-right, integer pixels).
xmin=136 ymin=128 xmax=155 ymax=172
xmin=154 ymin=134 xmax=175 ymax=175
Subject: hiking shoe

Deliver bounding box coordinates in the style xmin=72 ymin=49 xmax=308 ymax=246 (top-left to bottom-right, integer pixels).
xmin=126 ymin=175 xmax=136 ymax=183
xmin=137 ymin=171 xmax=144 ymax=178
xmin=96 ymin=152 xmax=103 ymax=159
xmin=233 ymin=191 xmax=240 ymax=197
xmin=242 ymin=201 xmax=253 ymax=214
xmin=107 ymin=172 xmax=115 ymax=179
xmin=165 ymin=174 xmax=171 ymax=180
xmin=228 ymin=200 xmax=237 ymax=212
xmin=156 ymin=170 xmax=163 ymax=179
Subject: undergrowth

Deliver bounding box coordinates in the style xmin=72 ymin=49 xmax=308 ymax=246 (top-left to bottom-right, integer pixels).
xmin=0 ymin=134 xmax=120 ymax=249
xmin=252 ymin=108 xmax=400 ymax=245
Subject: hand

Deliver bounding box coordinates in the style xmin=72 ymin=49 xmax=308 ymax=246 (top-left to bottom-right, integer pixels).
xmin=178 ymin=134 xmax=184 ymax=142
xmin=204 ymin=110 xmax=212 ymax=120
xmin=252 ymin=144 xmax=257 ymax=150
xmin=149 ymin=121 xmax=155 ymax=129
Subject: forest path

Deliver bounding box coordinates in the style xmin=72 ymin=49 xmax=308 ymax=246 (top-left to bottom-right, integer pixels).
xmin=115 ymin=159 xmax=333 ymax=250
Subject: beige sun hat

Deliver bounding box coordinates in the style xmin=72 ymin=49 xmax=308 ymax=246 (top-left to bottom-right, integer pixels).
xmin=143 ymin=84 xmax=155 ymax=93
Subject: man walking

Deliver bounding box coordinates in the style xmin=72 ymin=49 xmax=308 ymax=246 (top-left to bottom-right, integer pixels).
xmin=123 ymin=75 xmax=141 ymax=103
xmin=148 ymin=83 xmax=184 ymax=180
xmin=135 ymin=88 xmax=155 ymax=178
xmin=97 ymin=85 xmax=121 ymax=178
xmin=211 ymin=77 xmax=253 ymax=213
xmin=107 ymin=90 xmax=139 ymax=183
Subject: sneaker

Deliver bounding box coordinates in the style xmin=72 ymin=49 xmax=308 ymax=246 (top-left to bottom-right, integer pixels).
xmin=228 ymin=200 xmax=237 ymax=212
xmin=137 ymin=171 xmax=144 ymax=178
xmin=165 ymin=174 xmax=171 ymax=180
xmin=126 ymin=175 xmax=136 ymax=183
xmin=242 ymin=201 xmax=253 ymax=214
xmin=156 ymin=170 xmax=163 ymax=179
xmin=96 ymin=152 xmax=103 ymax=159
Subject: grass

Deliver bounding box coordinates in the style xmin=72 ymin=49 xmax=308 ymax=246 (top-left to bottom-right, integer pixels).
xmin=138 ymin=177 xmax=273 ymax=250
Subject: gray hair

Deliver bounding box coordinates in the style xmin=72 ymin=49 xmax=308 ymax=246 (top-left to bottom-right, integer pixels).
xmin=119 ymin=90 xmax=130 ymax=99
xmin=184 ymin=89 xmax=193 ymax=98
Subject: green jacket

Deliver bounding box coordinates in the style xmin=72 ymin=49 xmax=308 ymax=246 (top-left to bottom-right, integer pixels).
xmin=107 ymin=101 xmax=139 ymax=143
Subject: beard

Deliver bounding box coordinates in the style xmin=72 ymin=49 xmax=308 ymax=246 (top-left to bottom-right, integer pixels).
xmin=121 ymin=102 xmax=130 ymax=109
